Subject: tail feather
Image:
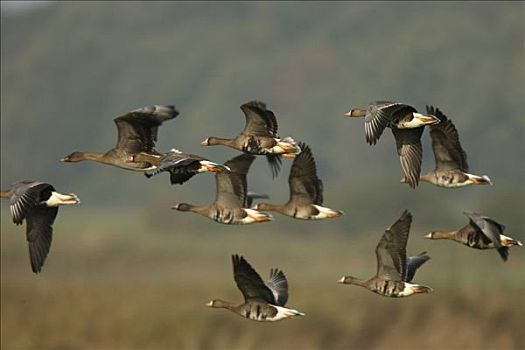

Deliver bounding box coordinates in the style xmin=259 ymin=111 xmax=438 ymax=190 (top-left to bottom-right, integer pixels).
xmin=482 ymin=175 xmax=492 ymax=184
xmin=467 ymin=174 xmax=492 ymax=185
xmin=288 ymin=310 xmax=305 ymax=317
xmin=274 ymin=137 xmax=302 ymax=155
xmin=412 ymin=285 xmax=433 ymax=294
xmin=501 ymin=236 xmax=523 ymax=247
xmin=242 ymin=208 xmax=273 ymax=224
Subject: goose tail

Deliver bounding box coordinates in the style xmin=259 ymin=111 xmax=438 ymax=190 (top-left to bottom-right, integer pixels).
xmin=272 ymin=137 xmax=302 ymax=156
xmin=467 ymin=174 xmax=492 ymax=186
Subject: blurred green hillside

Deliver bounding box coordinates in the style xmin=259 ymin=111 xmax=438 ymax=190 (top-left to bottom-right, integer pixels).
xmin=1 ymin=2 xmax=524 ymax=349
xmin=1 ymin=2 xmax=524 ymax=232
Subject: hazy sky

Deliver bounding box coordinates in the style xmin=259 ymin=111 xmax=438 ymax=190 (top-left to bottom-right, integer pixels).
xmin=1 ymin=1 xmax=52 ymax=14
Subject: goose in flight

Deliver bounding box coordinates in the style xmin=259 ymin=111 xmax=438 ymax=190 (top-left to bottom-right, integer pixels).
xmin=60 ymin=105 xmax=178 ymax=171
xmin=345 ymin=102 xmax=440 ymax=188
xmin=252 ymin=142 xmax=343 ymax=220
xmin=411 ymin=106 xmax=492 ymax=188
xmin=206 ymin=254 xmax=305 ymax=322
xmin=424 ymin=211 xmax=521 ymax=262
xmin=338 ymin=210 xmax=432 ymax=297
xmin=137 ymin=149 xmax=230 ymax=185
xmin=1 ymin=180 xmax=80 ymax=273
xmin=171 ymin=154 xmax=273 ymax=224
xmin=201 ymin=101 xmax=301 ymax=178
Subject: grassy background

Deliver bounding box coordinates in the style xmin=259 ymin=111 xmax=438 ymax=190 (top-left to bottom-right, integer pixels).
xmin=1 ymin=2 xmax=524 ymax=349
xmin=1 ymin=210 xmax=524 ymax=349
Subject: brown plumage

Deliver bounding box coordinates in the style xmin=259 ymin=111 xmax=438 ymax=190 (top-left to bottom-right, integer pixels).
xmin=201 ymin=101 xmax=301 ymax=178
xmin=417 ymin=106 xmax=492 ymax=188
xmin=1 ymin=180 xmax=80 ymax=273
xmin=338 ymin=210 xmax=432 ymax=297
xmin=252 ymin=142 xmax=343 ymax=220
xmin=171 ymin=154 xmax=273 ymax=225
xmin=346 ymin=101 xmax=440 ymax=188
xmin=425 ymin=211 xmax=522 ymax=262
xmin=60 ymin=105 xmax=178 ymax=171
xmin=206 ymin=255 xmax=305 ymax=322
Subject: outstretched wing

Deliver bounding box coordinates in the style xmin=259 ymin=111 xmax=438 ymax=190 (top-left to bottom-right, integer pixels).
xmin=288 ymin=142 xmax=323 ymax=205
xmin=392 ymin=127 xmax=424 ymax=188
xmin=376 ymin=210 xmax=412 ymax=281
xmin=265 ymin=268 xmax=289 ymax=306
xmin=240 ymin=101 xmax=278 ymax=137
xmin=144 ymin=150 xmax=205 ymax=185
xmin=365 ymin=102 xmax=417 ymax=145
xmin=9 ymin=181 xmax=53 ymax=225
xmin=427 ymin=106 xmax=468 ymax=172
xmin=232 ymin=254 xmax=276 ymax=304
xmin=26 ymin=205 xmax=58 ymax=274
xmin=114 ymin=105 xmax=178 ymax=154
xmin=405 ymin=251 xmax=430 ymax=282
xmin=463 ymin=211 xmax=508 ymax=262
xmin=215 ymin=154 xmax=255 ymax=208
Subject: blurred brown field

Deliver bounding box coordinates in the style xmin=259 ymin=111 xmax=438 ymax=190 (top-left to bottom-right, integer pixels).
xmin=2 ymin=209 xmax=524 ymax=350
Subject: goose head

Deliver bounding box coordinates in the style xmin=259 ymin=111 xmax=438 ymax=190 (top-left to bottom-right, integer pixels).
xmin=337 ymin=275 xmax=358 ymax=284
xmin=206 ymin=299 xmax=231 ymax=309
xmin=60 ymin=152 xmax=86 ymax=162
xmin=423 ymin=232 xmax=436 ymax=239
xmin=344 ymin=108 xmax=366 ymax=118
xmin=171 ymin=203 xmax=193 ymax=212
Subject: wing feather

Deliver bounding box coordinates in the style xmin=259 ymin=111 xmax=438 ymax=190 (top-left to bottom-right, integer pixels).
xmin=392 ymin=127 xmax=423 ymax=188
xmin=240 ymin=101 xmax=278 ymax=137
xmin=114 ymin=105 xmax=178 ymax=154
xmin=364 ymin=102 xmax=417 ymax=145
xmin=288 ymin=142 xmax=323 ymax=205
xmin=232 ymin=255 xmax=276 ymax=303
xmin=215 ymin=154 xmax=255 ymax=208
xmin=427 ymin=106 xmax=468 ymax=172
xmin=265 ymin=268 xmax=289 ymax=306
xmin=376 ymin=210 xmax=412 ymax=281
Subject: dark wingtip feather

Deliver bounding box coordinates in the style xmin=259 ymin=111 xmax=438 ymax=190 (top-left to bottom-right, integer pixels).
xmin=497 ymin=247 xmax=509 ymax=262
xmin=426 ymin=105 xmax=447 ymax=124
xmin=266 ymin=155 xmax=282 ymax=178
xmin=241 ymin=100 xmax=267 ymax=110
xmin=232 ymin=254 xmax=240 ymax=269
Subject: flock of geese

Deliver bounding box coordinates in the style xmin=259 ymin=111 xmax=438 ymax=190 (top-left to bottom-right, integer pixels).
xmin=1 ymin=100 xmax=522 ymax=322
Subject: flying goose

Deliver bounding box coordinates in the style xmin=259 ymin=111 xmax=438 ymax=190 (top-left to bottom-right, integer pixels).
xmin=409 ymin=106 xmax=492 ymax=188
xmin=338 ymin=210 xmax=432 ymax=297
xmin=207 ymin=254 xmax=305 ymax=322
xmin=60 ymin=105 xmax=179 ymax=171
xmin=424 ymin=211 xmax=522 ymax=262
xmin=1 ymin=180 xmax=80 ymax=273
xmin=252 ymin=142 xmax=343 ymax=220
xmin=345 ymin=102 xmax=440 ymax=188
xmin=136 ymin=149 xmax=230 ymax=185
xmin=201 ymin=101 xmax=301 ymax=178
xmin=171 ymin=154 xmax=273 ymax=224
